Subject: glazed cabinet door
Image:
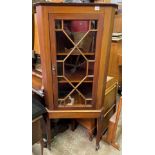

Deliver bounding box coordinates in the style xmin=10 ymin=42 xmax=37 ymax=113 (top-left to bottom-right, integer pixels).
xmin=49 ymin=14 xmax=104 ymax=110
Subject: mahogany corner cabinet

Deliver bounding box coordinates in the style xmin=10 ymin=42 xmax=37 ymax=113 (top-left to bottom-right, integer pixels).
xmin=34 ymin=2 xmax=117 ymax=150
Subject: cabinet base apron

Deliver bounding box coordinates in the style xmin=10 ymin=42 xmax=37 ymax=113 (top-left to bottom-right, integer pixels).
xmin=45 ymin=108 xmax=104 ymax=150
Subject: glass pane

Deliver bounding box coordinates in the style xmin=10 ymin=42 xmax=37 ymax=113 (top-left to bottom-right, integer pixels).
xmin=77 ymin=83 xmax=93 ymax=98
xmin=90 ymin=20 xmax=98 ymax=30
xmin=77 ymin=31 xmax=97 ymax=53
xmin=88 ymin=62 xmax=94 ymax=76
xmin=85 ymin=55 xmax=95 ymax=60
xmin=57 ymin=55 xmax=66 ymax=60
xmin=64 ymin=20 xmax=89 ymax=44
xmin=57 ymin=62 xmax=63 ymax=76
xmin=58 ymin=83 xmax=73 ymax=99
xmin=64 ymin=54 xmax=87 ymax=81
xmin=54 ymin=19 xmax=98 ymax=108
xmin=55 ymin=20 xmax=62 ymax=29
xmin=56 ymin=31 xmax=74 ymax=53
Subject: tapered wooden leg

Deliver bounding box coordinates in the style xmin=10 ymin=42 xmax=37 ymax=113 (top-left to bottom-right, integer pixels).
xmin=40 ymin=139 xmax=44 ymax=155
xmin=96 ymin=115 xmax=103 ymax=151
xmin=71 ymin=120 xmax=77 ymax=131
xmin=46 ymin=117 xmax=51 ymax=150
xmin=41 ymin=114 xmax=48 ymax=148
xmin=88 ymin=129 xmax=94 ymax=141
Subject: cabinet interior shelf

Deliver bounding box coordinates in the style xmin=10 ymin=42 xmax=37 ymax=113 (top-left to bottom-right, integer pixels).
xmin=58 ymin=69 xmax=94 ymax=83
xmin=58 ymin=104 xmax=93 ymax=108
xmin=55 ymin=29 xmax=98 ymax=32
xmin=58 ymin=76 xmax=93 ymax=83
xmin=57 ymin=52 xmax=95 ymax=56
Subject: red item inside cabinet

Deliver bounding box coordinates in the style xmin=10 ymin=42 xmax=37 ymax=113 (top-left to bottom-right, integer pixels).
xmin=71 ymin=21 xmax=89 ymax=32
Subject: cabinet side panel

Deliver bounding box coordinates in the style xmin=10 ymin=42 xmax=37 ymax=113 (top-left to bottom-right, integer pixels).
xmin=36 ymin=6 xmax=54 ymax=110
xmin=96 ymin=7 xmax=115 ymax=109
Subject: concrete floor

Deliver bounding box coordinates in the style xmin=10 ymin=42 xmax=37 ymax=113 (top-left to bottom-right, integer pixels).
xmin=32 ymin=119 xmax=122 ymax=155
